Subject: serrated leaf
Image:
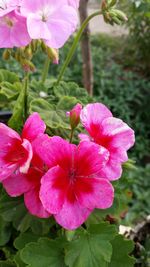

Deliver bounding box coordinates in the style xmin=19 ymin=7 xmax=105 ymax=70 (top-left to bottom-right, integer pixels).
xmin=0 ymin=260 xmax=16 ymax=267
xmin=0 ymin=69 xmax=19 ymax=83
xmin=54 ymin=82 xmax=89 ymax=104
xmin=29 ymin=98 xmax=70 ymax=130
xmin=57 ymin=96 xmax=79 ymax=111
xmin=0 ymin=82 xmax=21 ymax=101
xmin=14 ymin=252 xmax=26 ymax=267
xmin=0 ymin=216 xmax=11 ymax=246
xmin=21 ymin=238 xmax=66 ymax=267
xmin=14 ymin=233 xmax=40 ymax=250
xmin=65 ymin=223 xmax=117 ymax=267
xmin=109 ymin=235 xmax=135 ymax=267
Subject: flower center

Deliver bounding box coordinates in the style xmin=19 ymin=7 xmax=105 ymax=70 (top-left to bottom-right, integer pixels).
xmin=4 ymin=16 xmax=14 ymax=27
xmin=69 ymin=169 xmax=76 ymax=183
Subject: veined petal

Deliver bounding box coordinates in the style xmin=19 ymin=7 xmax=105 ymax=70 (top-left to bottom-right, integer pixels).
xmin=80 ymin=103 xmax=112 ymax=137
xmin=40 ymin=166 xmax=69 ymax=214
xmin=24 ymin=186 xmax=51 ymax=218
xmin=75 ymin=177 xmax=114 ymax=210
xmin=76 ymin=141 xmax=109 ymax=176
xmin=54 ymin=200 xmax=92 ymax=230
xmin=22 ymin=113 xmax=46 ymax=143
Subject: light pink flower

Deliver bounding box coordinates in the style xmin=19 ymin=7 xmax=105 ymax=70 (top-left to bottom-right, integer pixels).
xmin=3 ymin=153 xmax=51 ymax=218
xmin=0 ymin=10 xmax=31 ymax=48
xmin=35 ymin=136 xmax=114 ymax=230
xmin=66 ymin=103 xmax=82 ymax=129
xmin=21 ymin=0 xmax=78 ymax=49
xmin=0 ymin=113 xmax=46 ymax=181
xmin=80 ymin=103 xmax=135 ymax=180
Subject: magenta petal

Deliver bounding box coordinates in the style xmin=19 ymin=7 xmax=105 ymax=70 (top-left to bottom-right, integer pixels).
xmin=0 ymin=163 xmax=17 ymax=182
xmin=80 ymin=103 xmax=112 ymax=137
xmin=24 ymin=187 xmax=51 ymax=218
xmin=40 ymin=166 xmax=68 ymax=214
xmin=35 ymin=136 xmax=75 ymax=169
xmin=54 ymin=200 xmax=92 ymax=230
xmin=78 ymin=133 xmax=91 ymax=142
xmin=22 ymin=113 xmax=46 ymax=143
xmin=19 ymin=139 xmax=33 ymax=174
xmin=101 ymin=117 xmax=135 ymax=150
xmin=2 ymin=172 xmax=32 ymax=197
xmin=76 ymin=178 xmax=114 ymax=210
xmin=76 ymin=141 xmax=109 ymax=176
xmin=0 ymin=123 xmax=20 ymax=143
xmin=99 ymin=157 xmax=123 ymax=181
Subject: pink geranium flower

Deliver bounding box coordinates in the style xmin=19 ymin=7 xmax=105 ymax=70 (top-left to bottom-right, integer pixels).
xmin=3 ymin=152 xmax=51 ymax=218
xmin=35 ymin=136 xmax=114 ymax=230
xmin=80 ymin=103 xmax=135 ymax=180
xmin=21 ymin=0 xmax=78 ymax=49
xmin=0 ymin=10 xmax=31 ymax=48
xmin=0 ymin=112 xmax=46 ymax=181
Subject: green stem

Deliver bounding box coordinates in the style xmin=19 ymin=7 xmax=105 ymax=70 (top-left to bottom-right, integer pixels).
xmin=41 ymin=57 xmax=50 ymax=83
xmin=56 ymin=10 xmax=102 ymax=85
xmin=70 ymin=128 xmax=74 ymax=143
xmin=24 ymin=72 xmax=29 ymax=120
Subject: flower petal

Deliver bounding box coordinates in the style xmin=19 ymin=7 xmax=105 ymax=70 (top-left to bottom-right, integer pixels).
xmin=76 ymin=141 xmax=109 ymax=176
xmin=19 ymin=139 xmax=33 ymax=174
xmin=24 ymin=186 xmax=51 ymax=218
xmin=54 ymin=200 xmax=92 ymax=230
xmin=22 ymin=113 xmax=46 ymax=143
xmin=40 ymin=166 xmax=68 ymax=214
xmin=2 ymin=171 xmax=32 ymax=196
xmin=80 ymin=103 xmax=112 ymax=137
xmin=75 ymin=178 xmax=114 ymax=210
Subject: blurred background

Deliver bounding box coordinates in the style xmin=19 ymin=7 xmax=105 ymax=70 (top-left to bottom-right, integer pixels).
xmin=0 ymin=0 xmax=150 ymax=266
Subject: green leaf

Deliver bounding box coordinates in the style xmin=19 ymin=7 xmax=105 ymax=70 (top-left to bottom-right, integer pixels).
xmin=65 ymin=223 xmax=117 ymax=267
xmin=0 ymin=216 xmax=11 ymax=246
xmin=109 ymin=235 xmax=135 ymax=267
xmin=8 ymin=85 xmax=25 ymax=132
xmin=0 ymin=82 xmax=21 ymax=102
xmin=14 ymin=252 xmax=26 ymax=267
xmin=21 ymin=238 xmax=66 ymax=267
xmin=0 ymin=260 xmax=16 ymax=267
xmin=14 ymin=233 xmax=41 ymax=250
xmin=57 ymin=96 xmax=79 ymax=111
xmin=0 ymin=69 xmax=19 ymax=83
xmin=29 ymin=98 xmax=70 ymax=130
xmin=54 ymin=82 xmax=89 ymax=104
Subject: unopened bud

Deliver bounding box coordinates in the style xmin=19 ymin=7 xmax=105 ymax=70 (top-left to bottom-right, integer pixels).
xmin=66 ymin=103 xmax=82 ymax=129
xmin=2 ymin=49 xmax=11 ymax=60
xmin=46 ymin=47 xmax=59 ymax=64
xmin=21 ymin=59 xmax=36 ymax=72
xmin=107 ymin=0 xmax=117 ymax=8
xmin=24 ymin=46 xmax=33 ymax=60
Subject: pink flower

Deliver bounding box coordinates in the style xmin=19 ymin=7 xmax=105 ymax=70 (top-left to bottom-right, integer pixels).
xmin=0 ymin=112 xmax=46 ymax=181
xmin=0 ymin=10 xmax=31 ymax=48
xmin=66 ymin=103 xmax=82 ymax=129
xmin=80 ymin=103 xmax=135 ymax=180
xmin=68 ymin=0 xmax=80 ymax=9
xmin=20 ymin=0 xmax=78 ymax=49
xmin=36 ymin=136 xmax=114 ymax=230
xmin=3 ymin=153 xmax=51 ymax=218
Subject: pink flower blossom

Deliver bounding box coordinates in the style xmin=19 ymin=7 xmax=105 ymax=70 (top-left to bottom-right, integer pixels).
xmin=0 ymin=10 xmax=31 ymax=48
xmin=0 ymin=112 xmax=46 ymax=181
xmin=80 ymin=103 xmax=135 ymax=180
xmin=35 ymin=136 xmax=114 ymax=230
xmin=21 ymin=0 xmax=78 ymax=49
xmin=66 ymin=103 xmax=82 ymax=129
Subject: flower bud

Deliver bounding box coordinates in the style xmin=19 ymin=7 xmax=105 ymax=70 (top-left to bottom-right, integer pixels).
xmin=46 ymin=47 xmax=59 ymax=64
xmin=66 ymin=103 xmax=82 ymax=129
xmin=2 ymin=49 xmax=11 ymax=60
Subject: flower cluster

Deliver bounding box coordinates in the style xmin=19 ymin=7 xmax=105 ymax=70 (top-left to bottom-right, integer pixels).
xmin=0 ymin=103 xmax=135 ymax=230
xmin=0 ymin=0 xmax=79 ymax=49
